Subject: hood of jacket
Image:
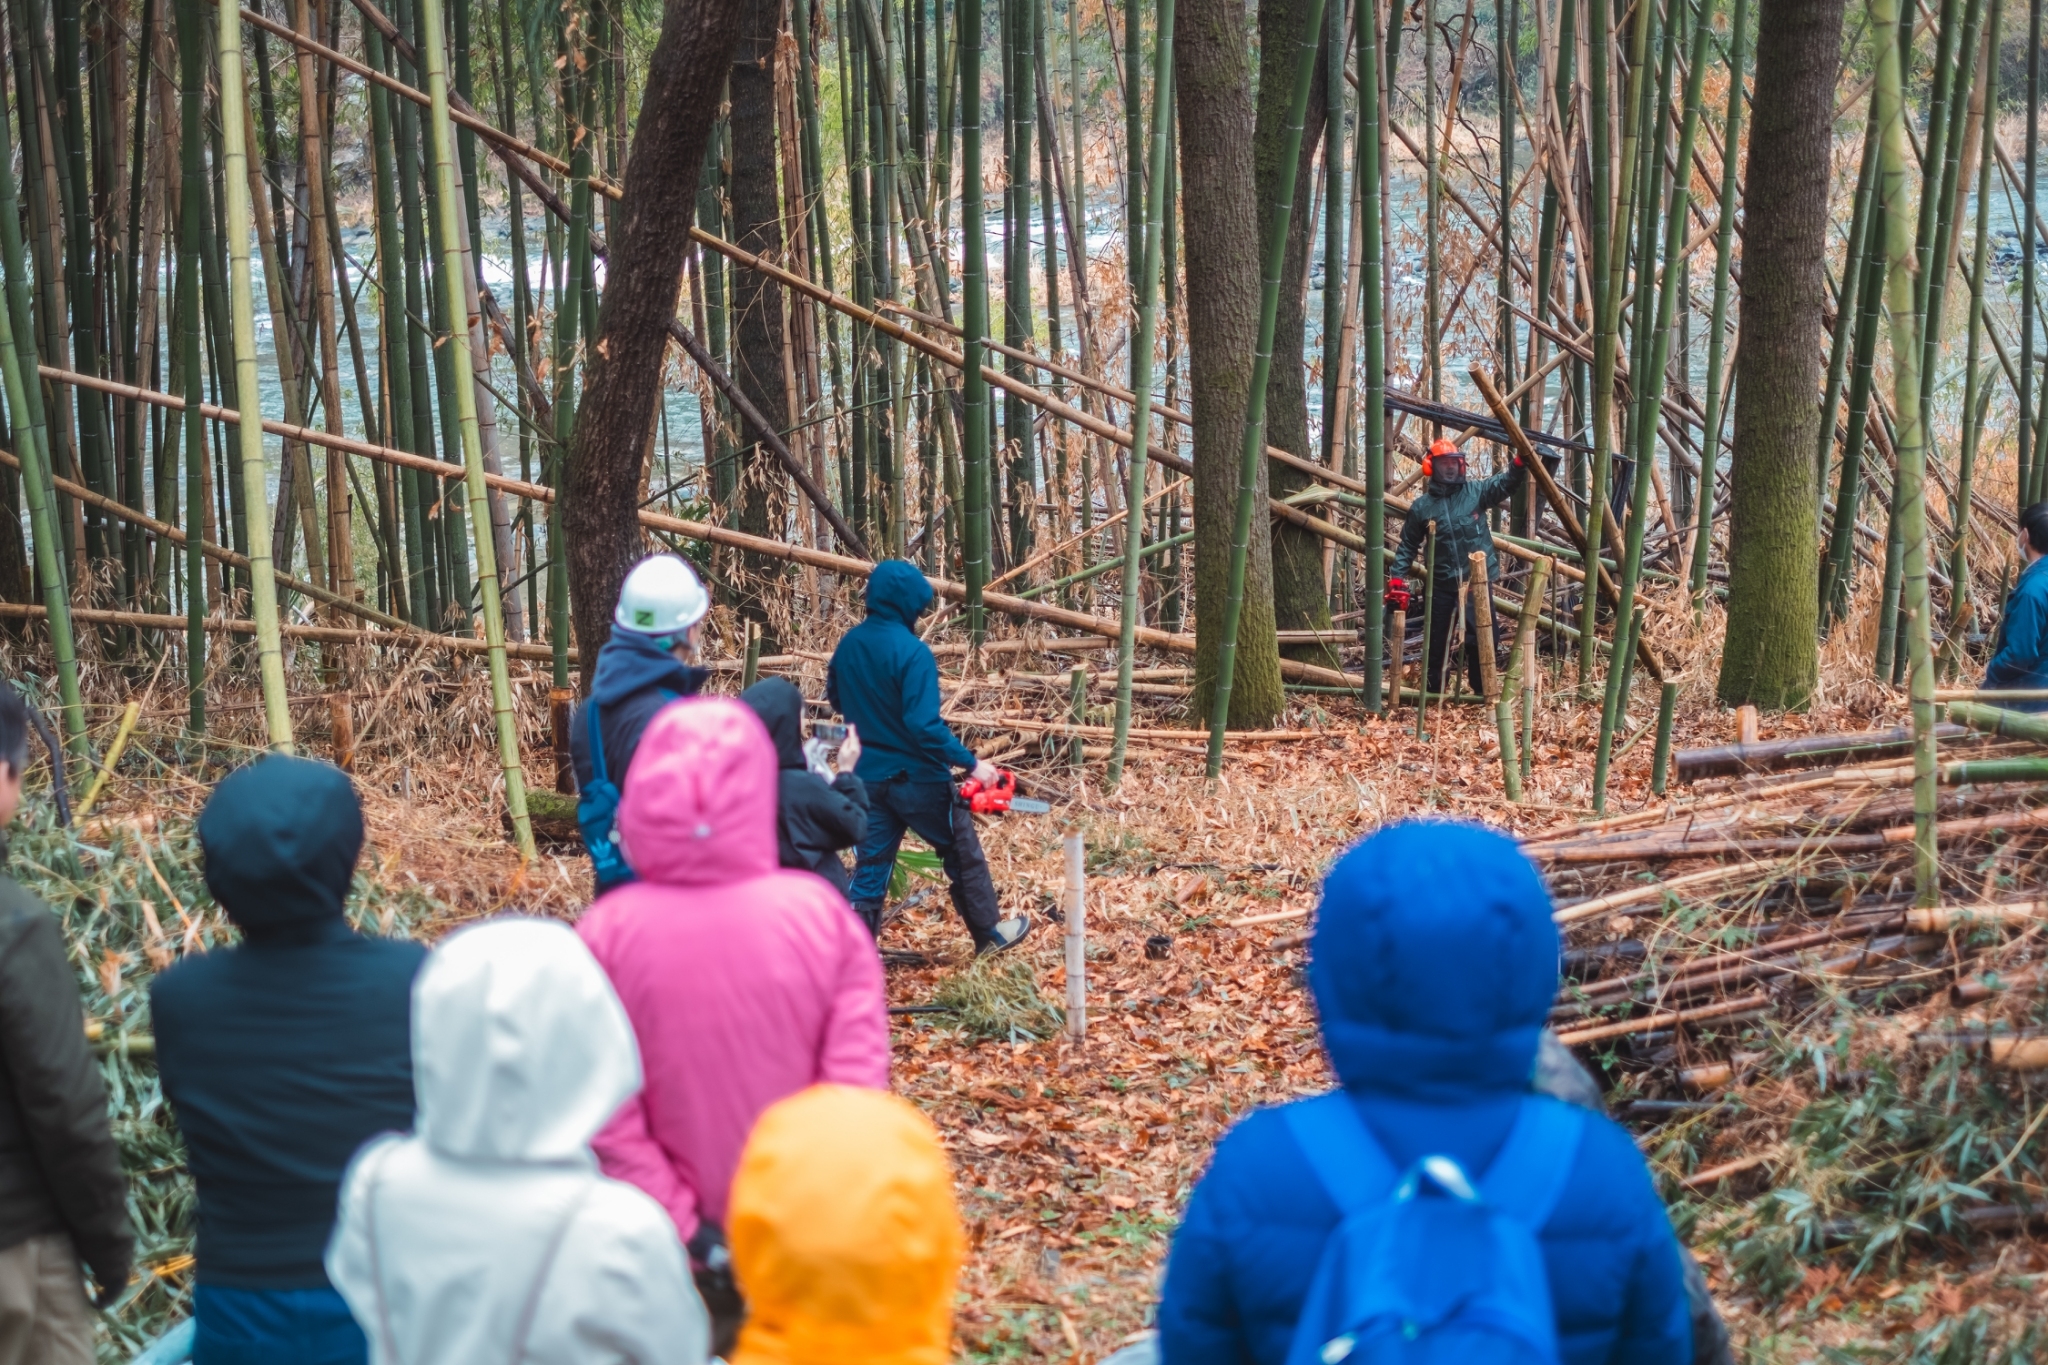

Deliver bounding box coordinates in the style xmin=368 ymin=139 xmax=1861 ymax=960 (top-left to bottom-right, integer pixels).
xmin=590 ymin=626 xmax=708 ymax=708
xmin=730 ymin=1085 xmax=961 ymax=1365
xmin=1308 ymin=819 xmax=1558 ymax=1103
xmin=864 ymin=560 xmax=934 ymax=629
xmin=742 ymin=678 xmax=809 ymax=771
xmin=199 ymin=754 xmax=363 ymax=936
xmin=413 ymin=917 xmax=641 ymax=1164
xmin=615 ymin=697 xmax=779 ymax=887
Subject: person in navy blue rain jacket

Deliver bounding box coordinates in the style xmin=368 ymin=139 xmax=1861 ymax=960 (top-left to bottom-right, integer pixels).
xmin=1157 ymin=819 xmax=1693 ymax=1365
xmin=828 ymin=560 xmax=1030 ymax=953
xmin=1983 ymin=502 xmax=2048 ymax=712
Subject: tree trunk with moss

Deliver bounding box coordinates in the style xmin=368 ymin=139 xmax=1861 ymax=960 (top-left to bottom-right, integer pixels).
xmin=1716 ymin=0 xmax=1844 ymax=709
xmin=1180 ymin=0 xmax=1285 ymax=724
xmin=1256 ymin=0 xmax=1333 ymax=667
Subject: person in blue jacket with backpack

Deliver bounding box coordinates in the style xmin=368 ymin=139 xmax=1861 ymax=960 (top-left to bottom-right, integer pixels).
xmin=571 ymin=554 xmax=712 ymax=891
xmin=1158 ymin=819 xmax=1693 ymax=1365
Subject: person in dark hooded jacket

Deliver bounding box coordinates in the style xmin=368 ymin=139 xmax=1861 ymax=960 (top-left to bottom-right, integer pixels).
xmin=827 ymin=560 xmax=1030 ymax=952
xmin=151 ymin=756 xmax=425 ymax=1365
xmin=741 ymin=678 xmax=869 ymax=895
xmin=1158 ymin=819 xmax=1692 ymax=1365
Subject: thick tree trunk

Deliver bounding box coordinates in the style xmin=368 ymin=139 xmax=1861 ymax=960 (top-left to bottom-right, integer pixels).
xmin=1180 ymin=0 xmax=1285 ymax=725
xmin=565 ymin=0 xmax=748 ymax=663
xmin=1716 ymin=0 xmax=1843 ymax=709
xmin=729 ymin=0 xmax=789 ymax=638
xmin=1255 ymin=0 xmax=1331 ymax=664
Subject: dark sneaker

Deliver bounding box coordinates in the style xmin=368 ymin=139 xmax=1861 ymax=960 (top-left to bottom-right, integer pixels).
xmin=976 ymin=913 xmax=1033 ymax=955
xmin=851 ymin=901 xmax=884 ymax=937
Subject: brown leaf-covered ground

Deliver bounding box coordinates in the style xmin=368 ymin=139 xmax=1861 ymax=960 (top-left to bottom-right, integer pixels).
xmin=33 ymin=592 xmax=2048 ymax=1362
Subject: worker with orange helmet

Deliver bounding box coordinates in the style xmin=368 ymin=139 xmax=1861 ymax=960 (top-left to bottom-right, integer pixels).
xmin=1385 ymin=436 xmax=1551 ymax=694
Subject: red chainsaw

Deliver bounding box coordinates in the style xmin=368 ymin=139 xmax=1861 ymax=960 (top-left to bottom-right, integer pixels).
xmin=959 ymin=769 xmax=1051 ymax=815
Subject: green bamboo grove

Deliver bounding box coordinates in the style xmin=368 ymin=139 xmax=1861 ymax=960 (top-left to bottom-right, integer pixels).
xmin=0 ymin=0 xmax=2036 ymax=818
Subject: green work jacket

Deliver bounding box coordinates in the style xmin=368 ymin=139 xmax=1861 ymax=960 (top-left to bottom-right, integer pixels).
xmin=1390 ymin=461 xmax=1528 ymax=588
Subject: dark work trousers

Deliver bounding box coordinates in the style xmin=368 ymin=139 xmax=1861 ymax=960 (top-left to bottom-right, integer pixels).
xmin=1422 ymin=575 xmax=1500 ymax=695
xmin=847 ymin=777 xmax=1003 ymax=946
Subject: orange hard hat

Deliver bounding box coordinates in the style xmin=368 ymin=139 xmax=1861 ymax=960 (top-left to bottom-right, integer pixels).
xmin=1429 ymin=438 xmax=1459 ymax=457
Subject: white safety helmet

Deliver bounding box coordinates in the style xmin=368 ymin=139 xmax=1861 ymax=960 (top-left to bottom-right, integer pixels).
xmin=613 ymin=554 xmax=710 ymax=641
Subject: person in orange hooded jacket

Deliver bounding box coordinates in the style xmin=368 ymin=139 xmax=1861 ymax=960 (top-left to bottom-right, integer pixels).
xmin=727 ymin=1085 xmax=962 ymax=1365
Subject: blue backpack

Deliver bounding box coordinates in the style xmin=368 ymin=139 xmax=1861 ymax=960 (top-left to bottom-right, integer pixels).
xmin=577 ymin=701 xmax=637 ymax=889
xmin=1282 ymin=1094 xmax=1583 ymax=1365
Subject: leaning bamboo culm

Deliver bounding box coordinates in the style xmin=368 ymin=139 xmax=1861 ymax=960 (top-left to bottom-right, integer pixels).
xmin=217 ymin=0 xmax=295 ymax=751
xmin=416 ymin=0 xmax=535 ymax=860
xmin=1106 ymin=0 xmax=1178 ymax=789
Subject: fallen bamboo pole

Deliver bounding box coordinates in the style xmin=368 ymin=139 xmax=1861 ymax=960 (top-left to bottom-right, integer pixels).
xmin=0 ymin=447 xmax=413 ymax=635
xmin=1675 ymin=724 xmax=1967 ymax=782
xmin=1554 ymin=991 xmax=1775 ymax=1046
xmin=0 ymin=603 xmax=574 ymax=663
xmin=1552 ymin=861 xmax=1792 ymax=923
xmin=1679 ymin=1153 xmax=1773 ymax=1190
xmin=31 ymin=365 xmax=1361 ymax=687
xmin=1533 ymin=802 xmax=2048 ymax=863
xmin=945 ymin=715 xmax=1329 ymax=743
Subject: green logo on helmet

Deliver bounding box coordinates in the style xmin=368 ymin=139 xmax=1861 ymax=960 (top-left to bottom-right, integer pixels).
xmin=635 ymin=609 xmax=655 ymax=627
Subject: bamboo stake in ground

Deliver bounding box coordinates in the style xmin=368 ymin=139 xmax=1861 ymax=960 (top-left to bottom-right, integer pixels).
xmin=1470 ymin=550 xmax=1517 ymax=798
xmin=1064 ymin=831 xmax=1086 ymax=1041
xmin=1107 ymin=0 xmax=1176 ymax=788
xmin=1499 ymin=555 xmax=1551 ymax=799
xmin=1208 ymin=0 xmax=1327 ymax=779
xmin=217 ymin=0 xmax=294 ymax=751
xmin=417 ymin=0 xmax=533 ymax=861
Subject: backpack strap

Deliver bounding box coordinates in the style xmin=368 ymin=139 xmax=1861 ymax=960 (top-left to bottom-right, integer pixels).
xmin=1476 ymin=1096 xmax=1584 ymax=1231
xmin=1281 ymin=1093 xmax=1400 ymax=1217
xmin=586 ymin=699 xmax=609 ymax=787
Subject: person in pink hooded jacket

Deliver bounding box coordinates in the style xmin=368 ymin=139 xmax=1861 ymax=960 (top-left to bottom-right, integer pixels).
xmin=578 ymin=696 xmax=890 ymax=1357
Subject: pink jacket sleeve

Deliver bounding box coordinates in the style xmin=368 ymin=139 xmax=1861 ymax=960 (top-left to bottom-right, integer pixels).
xmin=817 ymin=908 xmax=891 ymax=1089
xmin=592 ymin=1093 xmax=701 ymax=1244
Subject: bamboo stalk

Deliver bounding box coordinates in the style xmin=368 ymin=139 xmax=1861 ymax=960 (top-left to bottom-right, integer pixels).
xmin=416 ymin=0 xmax=531 ymax=859
xmin=1871 ymin=0 xmax=1939 ymax=904
xmin=1107 ymin=0 xmax=1176 ymax=787
xmin=1358 ymin=0 xmax=1385 ymax=710
xmin=216 ymin=0 xmax=294 ymax=750
xmin=961 ymin=0 xmax=990 ymax=642
xmin=0 ymin=43 xmax=83 ymax=756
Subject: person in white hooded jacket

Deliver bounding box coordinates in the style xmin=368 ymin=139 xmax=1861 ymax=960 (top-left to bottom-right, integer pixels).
xmin=325 ymin=917 xmax=709 ymax=1365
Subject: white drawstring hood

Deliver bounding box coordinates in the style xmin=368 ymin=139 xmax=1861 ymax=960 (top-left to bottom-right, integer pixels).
xmin=327 ymin=917 xmax=708 ymax=1365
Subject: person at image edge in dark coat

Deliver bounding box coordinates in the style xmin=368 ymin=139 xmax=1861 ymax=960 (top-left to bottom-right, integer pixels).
xmin=740 ymin=678 xmax=869 ymax=896
xmin=0 ymin=687 xmax=132 ymax=1365
xmin=1157 ymin=819 xmax=1693 ymax=1365
xmin=151 ymin=756 xmax=425 ymax=1365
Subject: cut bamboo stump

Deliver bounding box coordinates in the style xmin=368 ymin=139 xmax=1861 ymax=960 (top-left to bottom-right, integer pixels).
xmin=1064 ymin=833 xmax=1087 ymax=1043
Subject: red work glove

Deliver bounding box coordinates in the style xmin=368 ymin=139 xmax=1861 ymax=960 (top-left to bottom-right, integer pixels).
xmin=1384 ymin=577 xmax=1410 ymax=612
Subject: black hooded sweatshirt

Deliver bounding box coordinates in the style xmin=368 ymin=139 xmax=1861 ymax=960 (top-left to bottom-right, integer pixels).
xmin=151 ymin=756 xmax=425 ymax=1289
xmin=740 ymin=679 xmax=870 ymax=895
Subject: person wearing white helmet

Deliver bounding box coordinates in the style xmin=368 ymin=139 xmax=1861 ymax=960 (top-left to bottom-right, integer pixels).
xmin=569 ymin=555 xmax=714 ymax=891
